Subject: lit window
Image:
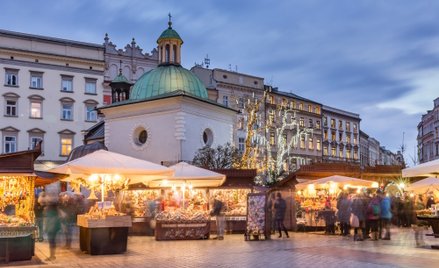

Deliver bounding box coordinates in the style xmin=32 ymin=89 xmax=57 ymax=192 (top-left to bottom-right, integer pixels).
xmin=331 ymin=131 xmax=336 ymax=141
xmin=5 ymin=69 xmax=18 ymax=86
xmin=339 ymin=120 xmax=343 ymax=129
xmin=353 ymin=123 xmax=358 ymax=132
xmin=269 ymin=95 xmax=274 ymax=104
xmin=299 ymin=117 xmax=304 ymax=127
xmin=323 ymin=146 xmax=328 ymax=156
xmin=354 ymin=135 xmax=358 ymax=145
xmin=299 ymin=103 xmax=303 ymax=110
xmin=85 ymin=78 xmax=97 ymax=94
xmin=331 ymin=147 xmax=336 ymax=157
xmin=315 ymin=106 xmax=320 ymax=114
xmin=30 ymin=72 xmax=43 ymax=88
xmin=308 ymin=119 xmax=313 ymax=128
xmin=291 ymin=101 xmax=296 ymax=109
xmin=60 ymin=137 xmax=73 ymax=156
xmin=346 ymin=150 xmax=351 ymax=159
xmin=346 ymin=135 xmax=351 ymax=144
xmin=317 ymin=139 xmax=321 ymax=151
xmin=4 ymin=136 xmax=17 ymax=153
xmin=270 ymin=132 xmax=275 ymax=145
xmin=354 ymin=151 xmax=358 ymax=160
xmin=223 ymin=96 xmax=229 ymax=107
xmin=61 ymin=75 xmax=73 ymax=92
xmin=300 ymin=136 xmax=305 ymax=149
xmin=30 ymin=101 xmax=42 ymax=118
xmin=323 ymin=130 xmax=328 ymax=140
xmin=5 ymin=100 xmax=17 ymax=116
xmin=308 ymin=137 xmax=314 ymax=150
xmin=330 ymin=119 xmax=335 ymax=128
xmin=308 ymin=105 xmax=312 ymax=113
xmin=346 ymin=122 xmax=350 ymax=131
xmin=316 ymin=120 xmax=321 ymax=129
xmin=30 ymin=136 xmax=43 ymax=150
xmin=339 ymin=148 xmax=343 ymax=158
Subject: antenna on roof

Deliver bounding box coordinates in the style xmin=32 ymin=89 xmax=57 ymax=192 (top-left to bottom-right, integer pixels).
xmin=204 ymin=54 xmax=210 ymax=68
xmin=228 ymin=64 xmax=232 ymax=71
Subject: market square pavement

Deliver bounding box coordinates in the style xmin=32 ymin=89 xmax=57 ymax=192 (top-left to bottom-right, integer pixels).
xmin=2 ymin=227 xmax=439 ymax=268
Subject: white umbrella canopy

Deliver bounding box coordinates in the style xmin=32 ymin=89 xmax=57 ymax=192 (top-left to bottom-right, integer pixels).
xmin=48 ymin=149 xmax=174 ymax=184
xmin=402 ymin=159 xmax=439 ymax=178
xmin=295 ymin=175 xmax=376 ymax=190
xmin=148 ymin=162 xmax=226 ymax=188
xmin=406 ymin=177 xmax=439 ymax=194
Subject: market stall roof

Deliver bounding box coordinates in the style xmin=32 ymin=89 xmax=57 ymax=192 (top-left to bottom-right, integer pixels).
xmin=48 ymin=149 xmax=174 ymax=184
xmin=402 ymin=159 xmax=439 ymax=178
xmin=406 ymin=177 xmax=439 ymax=193
xmin=149 ymin=161 xmax=226 ymax=188
xmin=295 ymin=175 xmax=376 ymax=190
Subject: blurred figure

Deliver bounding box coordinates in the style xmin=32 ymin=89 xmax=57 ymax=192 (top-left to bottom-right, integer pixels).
xmin=44 ymin=192 xmax=61 ymax=261
xmin=319 ymin=199 xmax=336 ymax=235
xmin=366 ymin=193 xmax=381 ymax=241
xmin=379 ymin=192 xmax=392 ymax=240
xmin=412 ymin=194 xmax=428 ymax=247
xmin=59 ymin=192 xmax=76 ymax=249
xmin=35 ymin=191 xmax=45 ymax=242
xmin=351 ymin=192 xmax=368 ymax=241
xmin=274 ymin=192 xmax=289 ymax=238
xmin=337 ymin=192 xmax=351 ymax=236
xmin=210 ymin=193 xmax=225 ymax=240
xmin=426 ymin=193 xmax=435 ymax=209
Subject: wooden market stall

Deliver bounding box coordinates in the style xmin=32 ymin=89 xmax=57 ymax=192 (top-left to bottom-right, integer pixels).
xmin=49 ymin=149 xmax=173 ymax=255
xmin=0 ymin=143 xmax=59 ymax=263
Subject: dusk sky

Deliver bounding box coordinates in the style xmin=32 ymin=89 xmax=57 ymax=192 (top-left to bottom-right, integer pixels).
xmin=1 ymin=0 xmax=438 ymax=166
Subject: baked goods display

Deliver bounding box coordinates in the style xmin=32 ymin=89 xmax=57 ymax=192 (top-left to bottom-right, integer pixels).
xmin=155 ymin=209 xmax=208 ymax=222
xmin=0 ymin=213 xmax=32 ymax=227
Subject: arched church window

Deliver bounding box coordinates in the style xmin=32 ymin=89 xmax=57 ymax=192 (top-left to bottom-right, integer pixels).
xmin=165 ymin=44 xmax=170 ymax=63
xmin=202 ymin=128 xmax=213 ymax=146
xmin=173 ymin=45 xmax=177 ymax=63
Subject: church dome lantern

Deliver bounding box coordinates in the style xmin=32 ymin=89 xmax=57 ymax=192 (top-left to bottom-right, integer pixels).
xmin=157 ymin=14 xmax=183 ymax=66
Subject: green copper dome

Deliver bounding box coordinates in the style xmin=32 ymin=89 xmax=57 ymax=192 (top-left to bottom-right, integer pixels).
xmin=130 ymin=65 xmax=208 ymax=100
xmin=157 ymin=27 xmax=183 ymax=44
xmin=111 ymin=73 xmax=130 ymax=84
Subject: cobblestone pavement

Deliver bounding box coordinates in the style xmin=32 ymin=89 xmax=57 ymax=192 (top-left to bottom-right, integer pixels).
xmin=2 ymin=227 xmax=439 ymax=268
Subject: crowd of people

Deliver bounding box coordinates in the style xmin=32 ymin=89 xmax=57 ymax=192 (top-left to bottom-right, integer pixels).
xmin=314 ymin=190 xmax=438 ymax=246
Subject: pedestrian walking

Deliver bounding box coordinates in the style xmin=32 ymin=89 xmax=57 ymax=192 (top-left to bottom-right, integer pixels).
xmin=351 ymin=192 xmax=368 ymax=241
xmin=35 ymin=191 xmax=45 ymax=242
xmin=366 ymin=193 xmax=381 ymax=241
xmin=210 ymin=194 xmax=225 ymax=240
xmin=44 ymin=192 xmax=61 ymax=261
xmin=267 ymin=193 xmax=276 ymax=234
xmin=379 ymin=191 xmax=392 ymax=240
xmin=412 ymin=194 xmax=429 ymax=247
xmin=336 ymin=192 xmax=351 ymax=236
xmin=274 ymin=192 xmax=289 ymax=238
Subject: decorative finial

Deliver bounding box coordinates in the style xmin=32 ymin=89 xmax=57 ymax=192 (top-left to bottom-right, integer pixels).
xmin=131 ymin=38 xmax=136 ymax=46
xmin=119 ymin=60 xmax=123 ymax=75
xmin=104 ymin=33 xmax=109 ymax=43
xmin=168 ymin=13 xmax=172 ymax=28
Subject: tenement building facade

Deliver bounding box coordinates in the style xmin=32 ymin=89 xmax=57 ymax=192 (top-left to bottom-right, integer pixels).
xmin=417 ymin=97 xmax=439 ymax=163
xmin=322 ymin=105 xmax=361 ymax=164
xmin=0 ymin=29 xmax=104 ymax=164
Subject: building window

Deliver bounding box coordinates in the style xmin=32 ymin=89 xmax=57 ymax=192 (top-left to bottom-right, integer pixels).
xmin=308 ymin=105 xmax=312 ymax=113
xmin=5 ymin=69 xmax=18 ymax=86
xmin=323 ymin=146 xmax=328 ymax=156
xmin=308 ymin=137 xmax=314 ymax=150
xmin=60 ymin=137 xmax=73 ymax=156
xmin=316 ymin=120 xmax=321 ymax=129
xmin=331 ymin=147 xmax=336 ymax=157
xmin=4 ymin=136 xmax=17 ymax=153
xmin=30 ymin=72 xmax=43 ymax=89
xmin=354 ymin=150 xmax=358 ymax=160
xmin=323 ymin=130 xmax=328 ymax=140
xmin=268 ymin=95 xmax=274 ymax=104
xmin=202 ymin=128 xmax=213 ymax=146
xmin=5 ymin=100 xmax=17 ymax=117
xmin=85 ymin=104 xmax=97 ymax=122
xmin=317 ymin=139 xmax=321 ymax=151
xmin=353 ymin=135 xmax=358 ymax=145
xmin=299 ymin=103 xmax=303 ymax=110
xmin=85 ymin=78 xmax=97 ymax=94
xmin=299 ymin=117 xmax=304 ymax=127
xmin=339 ymin=148 xmax=343 ymax=158
xmin=238 ymin=97 xmax=244 ymax=109
xmin=338 ymin=120 xmax=343 ymax=129
xmin=29 ymin=95 xmax=44 ymax=118
xmin=346 ymin=122 xmax=350 ymax=132
xmin=291 ymin=101 xmax=296 ymax=109
xmin=300 ymin=136 xmax=305 ymax=149
xmin=282 ymin=98 xmax=287 ymax=107
xmin=346 ymin=135 xmax=351 ymax=144
xmin=269 ymin=132 xmax=275 ymax=146
xmin=339 ymin=132 xmax=343 ymax=142
xmin=60 ymin=98 xmax=74 ymax=121
xmin=315 ymin=106 xmax=320 ymax=114
xmin=30 ymin=136 xmax=43 ymax=150
xmin=346 ymin=150 xmax=351 ymax=159
xmin=353 ymin=123 xmax=358 ymax=132
xmin=330 ymin=119 xmax=335 ymax=128
xmin=308 ymin=119 xmax=313 ymax=128
xmin=222 ymin=95 xmax=229 ymax=107
xmin=269 ymin=110 xmax=275 ymax=124
xmin=238 ymin=137 xmax=245 ymax=152
xmin=331 ymin=131 xmax=336 ymax=141
xmin=61 ymin=75 xmax=73 ymax=92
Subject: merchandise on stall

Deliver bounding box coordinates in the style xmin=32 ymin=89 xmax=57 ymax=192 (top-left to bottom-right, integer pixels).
xmin=245 ymin=193 xmax=269 ymax=240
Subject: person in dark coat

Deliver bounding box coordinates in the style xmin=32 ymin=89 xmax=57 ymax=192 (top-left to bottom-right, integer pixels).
xmin=266 ymin=193 xmax=276 ymax=234
xmin=210 ymin=194 xmax=225 ymax=240
xmin=336 ymin=192 xmax=351 ymax=236
xmin=366 ymin=194 xmax=381 ymax=240
xmin=34 ymin=192 xmax=45 ymax=242
xmin=350 ymin=192 xmax=368 ymax=241
xmin=274 ymin=192 xmax=289 ymax=238
xmin=44 ymin=193 xmax=61 ymax=261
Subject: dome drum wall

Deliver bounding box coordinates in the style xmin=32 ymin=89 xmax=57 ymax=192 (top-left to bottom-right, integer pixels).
xmin=130 ymin=65 xmax=208 ymax=100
